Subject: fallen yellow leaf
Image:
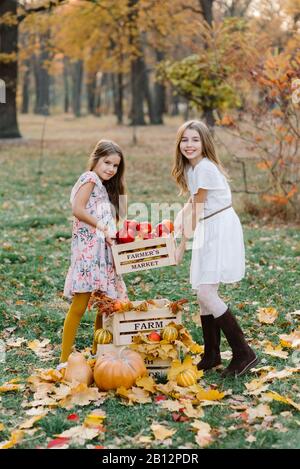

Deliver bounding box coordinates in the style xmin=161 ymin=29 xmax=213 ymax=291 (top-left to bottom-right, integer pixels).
xmin=196 ymin=388 xmax=225 ymax=401
xmin=116 ymin=386 xmax=152 ymax=405
xmin=262 ymin=341 xmax=289 ymax=359
xmin=180 ymin=401 xmax=204 ymax=419
xmin=84 ymin=410 xmax=106 ymax=428
xmin=56 ymin=425 xmax=100 ymax=445
xmin=27 ymin=339 xmax=50 ymax=351
xmin=19 ymin=414 xmax=46 ymax=429
xmin=246 ymin=404 xmax=272 ymax=423
xmin=245 ymin=367 xmax=300 ymax=392
xmin=0 ymin=383 xmax=22 ymax=392
xmin=151 ymin=423 xmax=176 ymax=441
xmin=279 ymin=330 xmax=300 ymax=349
xmin=59 ymin=384 xmax=103 ymax=409
xmin=257 ymin=307 xmax=278 ymax=324
xmin=135 ymin=376 xmax=156 ymax=393
xmin=264 ymin=391 xmax=300 ymax=411
xmin=160 ymin=400 xmax=184 ymax=412
xmin=6 ymin=337 xmax=27 ymax=348
xmin=0 ymin=430 xmax=24 ymax=449
xmin=192 ymin=421 xmax=213 ymax=447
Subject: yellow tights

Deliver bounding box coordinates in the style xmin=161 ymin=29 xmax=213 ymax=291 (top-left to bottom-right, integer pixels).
xmin=60 ymin=292 xmax=91 ymax=363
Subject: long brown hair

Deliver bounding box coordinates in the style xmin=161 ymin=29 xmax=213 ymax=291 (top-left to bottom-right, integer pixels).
xmin=88 ymin=139 xmax=126 ymax=219
xmin=172 ymin=120 xmax=229 ymax=195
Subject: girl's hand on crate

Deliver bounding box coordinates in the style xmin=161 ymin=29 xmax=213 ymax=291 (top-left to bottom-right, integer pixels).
xmin=105 ymin=235 xmax=115 ymax=246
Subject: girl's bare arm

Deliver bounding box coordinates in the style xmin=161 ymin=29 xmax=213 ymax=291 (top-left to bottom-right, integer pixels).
xmin=72 ymin=182 xmax=107 ymax=232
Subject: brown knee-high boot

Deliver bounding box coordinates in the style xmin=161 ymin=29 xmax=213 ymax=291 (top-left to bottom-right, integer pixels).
xmin=215 ymin=308 xmax=259 ymax=377
xmin=197 ymin=315 xmax=221 ymax=371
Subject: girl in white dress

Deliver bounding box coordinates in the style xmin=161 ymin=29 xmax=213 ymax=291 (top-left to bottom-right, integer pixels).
xmin=172 ymin=120 xmax=258 ymax=377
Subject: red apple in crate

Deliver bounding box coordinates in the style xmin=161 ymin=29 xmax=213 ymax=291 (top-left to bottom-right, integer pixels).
xmin=155 ymin=219 xmax=174 ymax=237
xmin=148 ymin=331 xmax=161 ymax=342
xmin=136 ymin=221 xmax=152 ymax=235
xmin=116 ymin=228 xmax=135 ymax=244
xmin=154 ymin=223 xmax=170 ymax=238
xmin=123 ymin=219 xmax=138 ymax=233
xmin=142 ymin=232 xmax=155 ymax=240
xmin=161 ymin=219 xmax=174 ymax=233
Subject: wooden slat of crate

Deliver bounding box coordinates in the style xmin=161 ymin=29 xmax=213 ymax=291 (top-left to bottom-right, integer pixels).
xmin=112 ymin=301 xmax=182 ymax=346
xmin=117 ymin=246 xmax=169 ymax=263
xmin=96 ymin=343 xmax=119 ymax=357
xmin=112 ymin=236 xmax=176 ymax=274
xmin=144 ymin=358 xmax=171 ymax=377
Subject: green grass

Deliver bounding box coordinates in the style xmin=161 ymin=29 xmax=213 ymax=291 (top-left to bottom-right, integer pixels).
xmin=0 ymin=118 xmax=299 ymax=449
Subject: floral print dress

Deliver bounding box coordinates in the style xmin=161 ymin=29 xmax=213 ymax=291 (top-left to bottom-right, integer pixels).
xmin=63 ymin=171 xmax=127 ymax=300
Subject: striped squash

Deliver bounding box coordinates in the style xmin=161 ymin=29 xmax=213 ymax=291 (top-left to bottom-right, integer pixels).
xmin=162 ymin=325 xmax=178 ymax=342
xmin=94 ymin=328 xmax=113 ymax=345
xmin=176 ymin=369 xmax=197 ymax=387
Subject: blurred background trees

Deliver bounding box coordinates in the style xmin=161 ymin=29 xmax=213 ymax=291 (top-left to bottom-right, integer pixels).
xmin=0 ymin=0 xmax=299 ymax=215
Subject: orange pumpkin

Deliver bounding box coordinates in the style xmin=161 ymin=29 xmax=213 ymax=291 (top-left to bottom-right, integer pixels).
xmin=64 ymin=351 xmax=93 ymax=385
xmin=94 ymin=348 xmax=147 ymax=391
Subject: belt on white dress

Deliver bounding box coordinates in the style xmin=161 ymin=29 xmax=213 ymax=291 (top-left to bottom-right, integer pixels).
xmin=200 ymin=204 xmax=232 ymax=221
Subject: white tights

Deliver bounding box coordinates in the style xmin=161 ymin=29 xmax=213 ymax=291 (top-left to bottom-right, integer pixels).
xmin=197 ymin=284 xmax=228 ymax=319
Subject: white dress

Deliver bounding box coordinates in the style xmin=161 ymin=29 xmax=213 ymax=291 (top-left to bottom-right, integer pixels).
xmin=186 ymin=157 xmax=245 ymax=289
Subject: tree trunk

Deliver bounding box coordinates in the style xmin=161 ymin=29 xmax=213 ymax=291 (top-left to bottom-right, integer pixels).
xmin=199 ymin=0 xmax=215 ymax=127
xmin=143 ymin=63 xmax=156 ymax=125
xmin=32 ymin=32 xmax=50 ymax=115
xmin=202 ymin=108 xmax=215 ymax=129
xmin=152 ymin=50 xmax=165 ymax=124
xmin=130 ymin=56 xmax=146 ymax=125
xmin=0 ymin=0 xmax=21 ymax=138
xmin=71 ymin=60 xmax=83 ymax=117
xmin=112 ymin=73 xmax=123 ymax=124
xmin=33 ymin=31 xmax=50 ymax=116
xmin=94 ymin=72 xmax=103 ymax=117
xmin=63 ymin=56 xmax=70 ymax=113
xmin=199 ymin=0 xmax=214 ymax=26
xmin=170 ymin=87 xmax=179 ymax=116
xmin=87 ymin=73 xmax=96 ymax=115
xmin=21 ymin=59 xmax=31 ymax=114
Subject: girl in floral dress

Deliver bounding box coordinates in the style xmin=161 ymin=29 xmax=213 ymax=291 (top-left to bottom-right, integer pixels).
xmin=59 ymin=140 xmax=127 ymax=364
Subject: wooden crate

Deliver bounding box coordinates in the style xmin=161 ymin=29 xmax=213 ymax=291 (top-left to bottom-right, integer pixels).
xmin=96 ymin=344 xmax=172 ymax=377
xmin=111 ymin=236 xmax=176 ymax=274
xmin=111 ymin=298 xmax=182 ymax=346
xmin=144 ymin=357 xmax=172 ymax=377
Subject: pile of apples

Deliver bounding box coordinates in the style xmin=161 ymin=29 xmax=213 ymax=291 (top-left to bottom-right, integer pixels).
xmin=116 ymin=219 xmax=174 ymax=244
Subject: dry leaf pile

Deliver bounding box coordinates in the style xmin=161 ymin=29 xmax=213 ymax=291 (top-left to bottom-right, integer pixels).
xmin=1 ymin=307 xmax=300 ymax=449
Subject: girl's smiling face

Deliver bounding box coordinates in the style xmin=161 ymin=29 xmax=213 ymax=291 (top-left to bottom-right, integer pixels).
xmin=93 ymin=153 xmax=121 ymax=181
xmin=180 ymin=128 xmax=203 ymax=166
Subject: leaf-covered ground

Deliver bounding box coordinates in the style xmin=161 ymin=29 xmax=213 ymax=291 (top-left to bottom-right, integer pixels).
xmin=0 ymin=116 xmax=299 ymax=449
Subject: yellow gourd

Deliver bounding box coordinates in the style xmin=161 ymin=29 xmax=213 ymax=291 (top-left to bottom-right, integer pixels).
xmin=94 ymin=328 xmax=113 ymax=344
xmin=162 ymin=325 xmax=178 ymax=342
xmin=176 ymin=369 xmax=197 ymax=387
xmin=94 ymin=347 xmax=147 ymax=391
xmin=64 ymin=351 xmax=93 ymax=385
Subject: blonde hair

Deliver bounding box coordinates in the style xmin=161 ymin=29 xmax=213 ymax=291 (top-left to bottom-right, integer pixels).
xmin=172 ymin=120 xmax=229 ymax=195
xmin=88 ymin=139 xmax=125 ymax=219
